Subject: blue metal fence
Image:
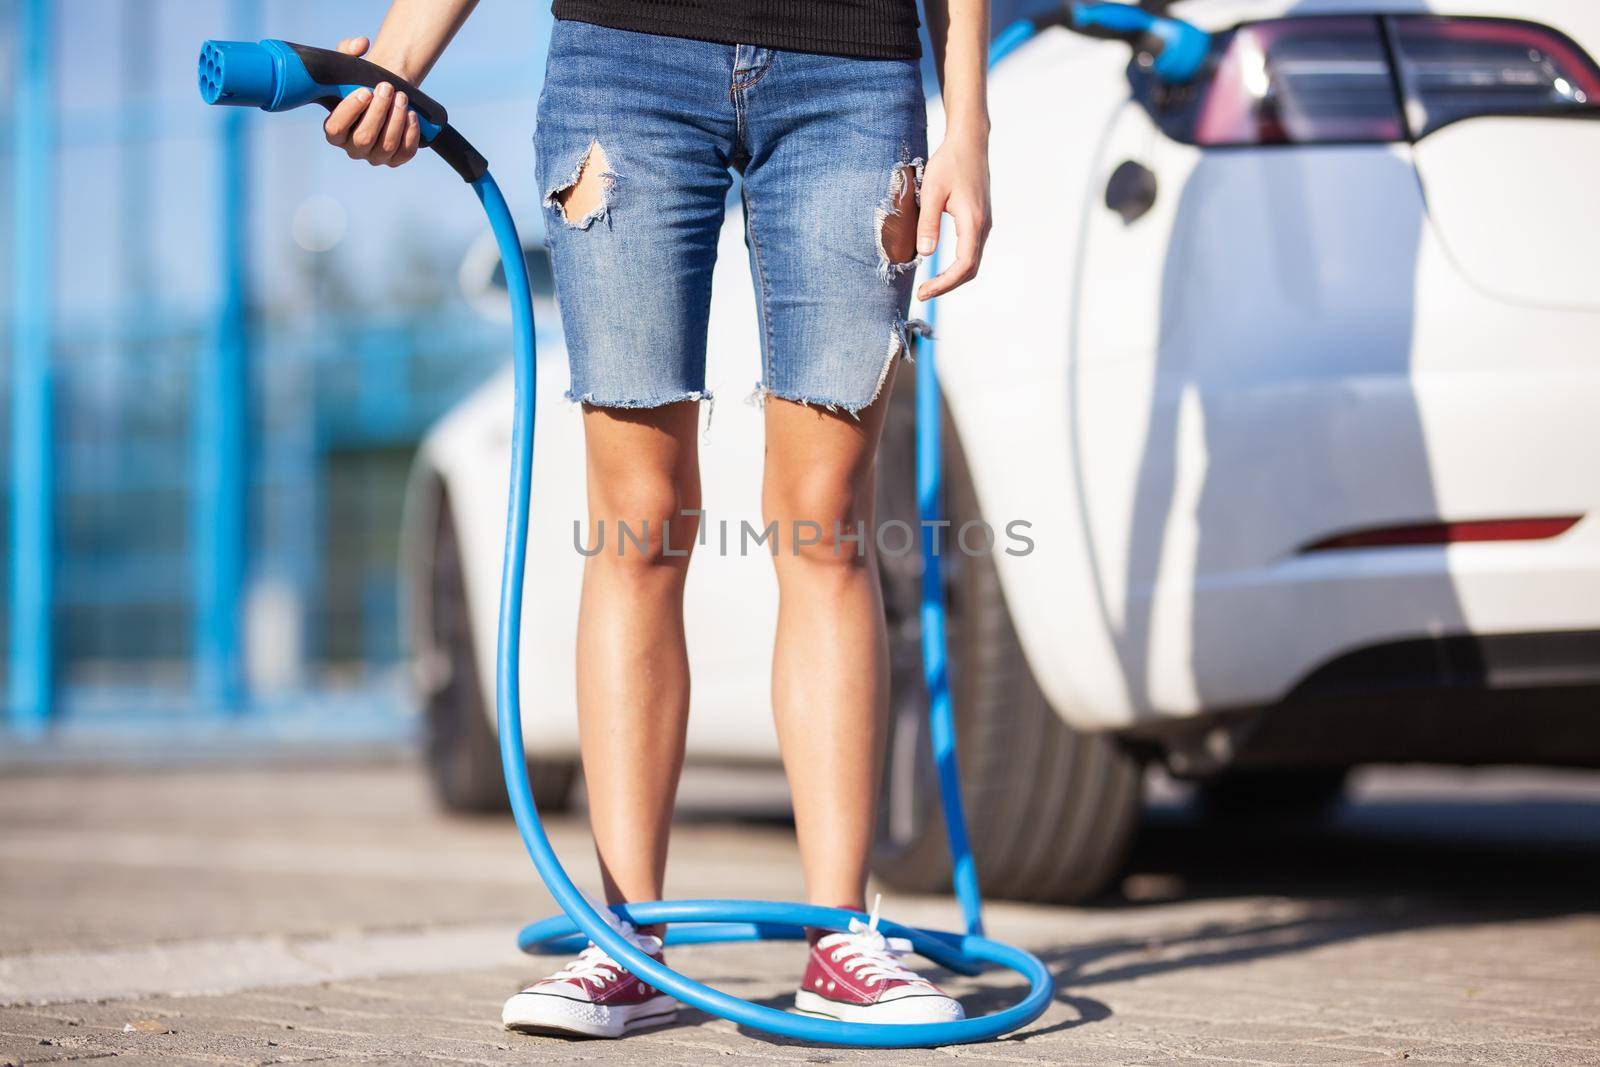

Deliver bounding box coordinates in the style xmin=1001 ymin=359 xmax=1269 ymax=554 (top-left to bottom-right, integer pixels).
xmin=9 ymin=0 xmax=56 ymax=733
xmin=1 ymin=0 xmax=536 ymax=732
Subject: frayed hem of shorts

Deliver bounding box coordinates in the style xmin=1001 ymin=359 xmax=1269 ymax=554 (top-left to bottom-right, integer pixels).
xmin=565 ymin=389 xmax=713 ymax=410
xmin=744 ymin=318 xmax=931 ymax=419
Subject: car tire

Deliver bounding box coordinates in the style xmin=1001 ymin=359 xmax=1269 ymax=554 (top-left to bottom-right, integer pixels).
xmin=870 ymin=374 xmax=1142 ymax=904
xmin=424 ymin=491 xmax=579 ymax=814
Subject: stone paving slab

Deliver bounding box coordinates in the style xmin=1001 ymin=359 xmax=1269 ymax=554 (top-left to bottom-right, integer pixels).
xmin=2 ymin=763 xmax=1598 ymax=1065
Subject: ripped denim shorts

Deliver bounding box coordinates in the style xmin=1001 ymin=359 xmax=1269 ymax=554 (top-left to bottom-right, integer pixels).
xmin=534 ymin=18 xmax=928 ymax=415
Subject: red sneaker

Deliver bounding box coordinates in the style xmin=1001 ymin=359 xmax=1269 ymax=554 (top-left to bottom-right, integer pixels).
xmin=501 ymin=918 xmax=677 ymax=1039
xmin=792 ymin=901 xmax=965 ymax=1024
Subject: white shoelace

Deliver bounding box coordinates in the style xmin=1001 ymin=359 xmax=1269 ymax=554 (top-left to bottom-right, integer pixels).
xmin=538 ymin=902 xmax=658 ymax=992
xmin=818 ymin=895 xmax=924 ymax=988
xmin=550 ymin=943 xmax=627 ymax=990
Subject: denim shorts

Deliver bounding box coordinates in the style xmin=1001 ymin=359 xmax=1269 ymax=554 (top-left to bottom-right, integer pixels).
xmin=534 ymin=19 xmax=929 ymax=414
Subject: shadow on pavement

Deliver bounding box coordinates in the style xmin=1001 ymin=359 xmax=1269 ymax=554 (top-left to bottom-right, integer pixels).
xmin=740 ymin=784 xmax=1600 ymax=1048
xmin=1127 ymin=788 xmax=1600 ymax=906
xmin=986 ymin=785 xmax=1600 ymax=1041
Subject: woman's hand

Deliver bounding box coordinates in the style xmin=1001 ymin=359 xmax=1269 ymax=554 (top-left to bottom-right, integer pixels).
xmin=321 ymin=37 xmax=423 ymax=168
xmin=915 ymin=124 xmax=992 ymax=301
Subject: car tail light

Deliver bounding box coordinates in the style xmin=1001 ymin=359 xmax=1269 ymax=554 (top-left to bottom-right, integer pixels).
xmin=1194 ymin=18 xmax=1405 ymax=146
xmin=1163 ymin=15 xmax=1600 ymax=146
xmin=1388 ymin=16 xmax=1600 ymax=137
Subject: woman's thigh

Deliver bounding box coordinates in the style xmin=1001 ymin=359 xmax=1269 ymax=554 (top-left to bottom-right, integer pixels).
xmin=738 ymin=50 xmax=928 ymax=415
xmin=536 ymin=20 xmax=741 ymax=408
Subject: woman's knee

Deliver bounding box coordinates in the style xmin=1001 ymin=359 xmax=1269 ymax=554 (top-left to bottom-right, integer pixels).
xmin=765 ymin=473 xmax=873 ymax=567
xmin=586 ymin=477 xmax=700 ymax=566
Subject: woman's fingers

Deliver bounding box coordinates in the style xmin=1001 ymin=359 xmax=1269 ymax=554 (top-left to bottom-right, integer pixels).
xmin=390 ymin=112 xmax=422 ymax=167
xmin=324 ymin=37 xmax=422 ymax=168
xmin=916 ymin=201 xmax=989 ymax=301
xmin=324 ymin=39 xmax=371 ymax=149
xmin=348 ymin=82 xmax=395 ymax=158
xmin=369 ymin=90 xmax=410 ymax=165
xmin=916 ymin=180 xmax=947 ymax=259
xmin=323 ymin=88 xmax=372 ymax=148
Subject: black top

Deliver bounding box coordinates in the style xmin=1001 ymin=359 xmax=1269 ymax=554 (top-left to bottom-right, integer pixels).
xmin=551 ymin=0 xmax=922 ymax=61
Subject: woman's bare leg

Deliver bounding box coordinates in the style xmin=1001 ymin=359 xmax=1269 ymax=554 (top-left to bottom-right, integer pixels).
xmin=576 ymin=401 xmax=702 ymax=925
xmin=762 ymin=379 xmax=896 ymax=914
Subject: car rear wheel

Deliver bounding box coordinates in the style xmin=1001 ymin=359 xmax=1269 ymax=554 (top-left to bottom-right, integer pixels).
xmin=424 ymin=491 xmax=579 ymax=814
xmin=870 ymin=376 xmax=1142 ymax=903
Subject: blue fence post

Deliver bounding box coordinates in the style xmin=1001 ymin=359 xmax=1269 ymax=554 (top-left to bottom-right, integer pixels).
xmin=8 ymin=0 xmax=56 ymax=734
xmin=193 ymin=0 xmax=256 ymax=713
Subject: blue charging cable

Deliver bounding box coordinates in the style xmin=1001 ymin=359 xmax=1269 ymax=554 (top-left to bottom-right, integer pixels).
xmin=197 ymin=4 xmax=1206 ymax=1047
xmin=917 ymin=0 xmax=1204 ymax=943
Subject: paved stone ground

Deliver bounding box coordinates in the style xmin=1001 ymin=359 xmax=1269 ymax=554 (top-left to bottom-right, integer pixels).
xmin=2 ymin=761 xmax=1598 ymax=1066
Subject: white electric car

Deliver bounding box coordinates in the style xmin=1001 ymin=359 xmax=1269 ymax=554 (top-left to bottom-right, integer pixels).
xmin=402 ymin=0 xmax=1600 ymax=902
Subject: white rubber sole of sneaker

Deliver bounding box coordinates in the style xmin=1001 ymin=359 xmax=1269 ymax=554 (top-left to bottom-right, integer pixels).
xmin=792 ymin=989 xmax=965 ymax=1024
xmin=502 ymin=991 xmax=679 ymax=1039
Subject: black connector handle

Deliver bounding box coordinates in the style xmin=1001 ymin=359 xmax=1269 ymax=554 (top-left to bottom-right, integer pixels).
xmin=286 ymin=42 xmax=450 ymax=126
xmin=286 ymin=41 xmax=488 ymax=183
